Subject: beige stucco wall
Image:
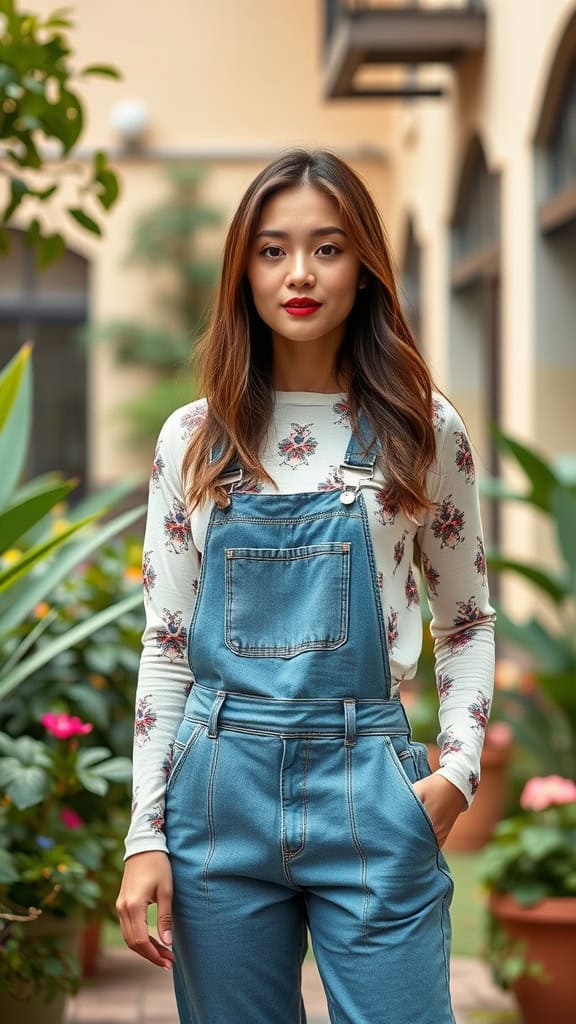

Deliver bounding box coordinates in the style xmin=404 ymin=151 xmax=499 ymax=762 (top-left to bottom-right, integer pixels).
xmin=387 ymin=0 xmax=576 ymax=622
xmin=23 ymin=0 xmax=401 ymax=483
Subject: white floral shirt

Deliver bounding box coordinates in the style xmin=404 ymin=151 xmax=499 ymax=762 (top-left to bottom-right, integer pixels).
xmin=124 ymin=390 xmax=496 ymax=859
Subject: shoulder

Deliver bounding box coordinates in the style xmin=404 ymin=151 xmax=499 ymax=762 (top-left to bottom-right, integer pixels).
xmin=429 ymin=391 xmax=470 ymax=478
xmin=154 ymin=397 xmax=208 ymax=471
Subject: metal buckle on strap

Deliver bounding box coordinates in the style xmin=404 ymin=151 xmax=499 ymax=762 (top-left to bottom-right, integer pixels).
xmin=214 ymin=468 xmax=243 ymax=508
xmin=338 ymin=463 xmax=380 ymax=505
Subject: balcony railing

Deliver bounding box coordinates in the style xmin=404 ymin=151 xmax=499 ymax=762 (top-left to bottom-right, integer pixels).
xmin=323 ymin=0 xmax=487 ymax=99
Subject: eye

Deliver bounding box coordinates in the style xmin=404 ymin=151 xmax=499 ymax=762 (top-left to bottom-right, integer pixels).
xmin=317 ymin=243 xmax=341 ymax=256
xmin=260 ymin=245 xmax=284 ymax=258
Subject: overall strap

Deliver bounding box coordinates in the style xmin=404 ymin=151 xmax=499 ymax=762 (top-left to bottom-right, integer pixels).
xmin=342 ymin=408 xmax=382 ymax=470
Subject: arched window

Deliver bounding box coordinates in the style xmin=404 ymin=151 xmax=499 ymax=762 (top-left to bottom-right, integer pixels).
xmin=532 ymin=8 xmax=576 ymax=470
xmin=449 ymin=136 xmax=501 ymax=552
xmin=0 ymin=230 xmax=89 ymax=494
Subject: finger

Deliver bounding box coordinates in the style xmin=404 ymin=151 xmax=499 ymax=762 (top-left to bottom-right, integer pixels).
xmin=157 ymin=886 xmax=173 ymax=948
xmin=124 ymin=903 xmax=174 ymax=969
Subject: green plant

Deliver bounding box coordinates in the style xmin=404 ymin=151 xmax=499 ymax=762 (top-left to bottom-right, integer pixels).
xmin=0 ymin=345 xmax=145 ymax=697
xmin=477 ymin=775 xmax=576 ymax=989
xmin=0 ymin=713 xmax=131 ymax=999
xmin=0 ymin=0 xmax=121 ymax=266
xmin=483 ymin=427 xmax=576 ymax=779
xmin=83 ymin=162 xmax=223 ymax=443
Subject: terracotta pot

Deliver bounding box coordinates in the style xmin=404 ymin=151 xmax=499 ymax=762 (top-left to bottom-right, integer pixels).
xmin=80 ymin=917 xmax=103 ymax=977
xmin=426 ymin=740 xmax=512 ymax=850
xmin=0 ymin=912 xmax=82 ymax=1024
xmin=489 ymin=891 xmax=576 ymax=1024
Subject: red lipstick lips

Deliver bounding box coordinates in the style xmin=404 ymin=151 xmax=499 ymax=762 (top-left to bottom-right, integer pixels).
xmin=283 ymin=297 xmax=322 ymax=317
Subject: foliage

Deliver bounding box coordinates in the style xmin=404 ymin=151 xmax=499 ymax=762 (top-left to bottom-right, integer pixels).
xmin=478 ymin=775 xmax=576 ymax=990
xmin=0 ymin=345 xmax=145 ymax=697
xmin=481 ymin=426 xmax=576 ymax=778
xmin=82 ymin=162 xmax=223 ymax=442
xmin=0 ymin=715 xmax=131 ymax=998
xmin=0 ymin=0 xmax=121 ymax=267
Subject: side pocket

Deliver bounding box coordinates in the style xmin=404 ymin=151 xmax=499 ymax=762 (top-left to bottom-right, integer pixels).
xmin=166 ymin=722 xmax=203 ymax=794
xmin=383 ymin=735 xmax=440 ymax=851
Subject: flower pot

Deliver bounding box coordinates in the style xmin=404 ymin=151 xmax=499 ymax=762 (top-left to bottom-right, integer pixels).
xmin=0 ymin=912 xmax=83 ymax=1024
xmin=489 ymin=892 xmax=576 ymax=1024
xmin=81 ymin=917 xmax=102 ymax=977
xmin=426 ymin=739 xmax=512 ymax=850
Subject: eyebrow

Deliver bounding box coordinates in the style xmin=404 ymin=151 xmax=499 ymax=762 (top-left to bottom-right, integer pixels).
xmin=254 ymin=226 xmax=348 ymax=240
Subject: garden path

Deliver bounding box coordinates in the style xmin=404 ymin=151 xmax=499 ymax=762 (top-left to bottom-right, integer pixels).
xmin=66 ymin=948 xmax=519 ymax=1023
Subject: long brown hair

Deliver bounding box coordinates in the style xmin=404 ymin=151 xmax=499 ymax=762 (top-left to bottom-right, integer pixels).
xmin=183 ymin=148 xmax=444 ymax=517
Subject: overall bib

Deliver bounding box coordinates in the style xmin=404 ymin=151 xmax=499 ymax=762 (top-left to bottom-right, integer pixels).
xmin=164 ymin=413 xmax=456 ymax=1024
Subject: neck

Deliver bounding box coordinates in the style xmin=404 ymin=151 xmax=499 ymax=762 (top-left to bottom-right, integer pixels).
xmin=270 ymin=332 xmax=350 ymax=393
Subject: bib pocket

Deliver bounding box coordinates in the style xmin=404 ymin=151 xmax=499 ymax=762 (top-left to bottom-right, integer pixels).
xmin=224 ymin=542 xmax=350 ymax=658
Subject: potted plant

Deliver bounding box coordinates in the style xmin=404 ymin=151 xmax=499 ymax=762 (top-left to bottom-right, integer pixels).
xmin=477 ymin=774 xmax=576 ymax=1024
xmin=0 ymin=710 xmax=131 ymax=1021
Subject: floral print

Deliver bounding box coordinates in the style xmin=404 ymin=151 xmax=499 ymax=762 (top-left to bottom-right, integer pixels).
xmin=135 ymin=696 xmax=157 ymax=745
xmin=405 ymin=568 xmax=419 ymax=608
xmin=422 ymin=552 xmax=440 ymax=597
xmin=278 ymin=422 xmax=318 ymax=469
xmin=154 ymin=608 xmax=187 ymax=662
xmin=142 ymin=550 xmax=156 ymax=600
xmin=180 ymin=399 xmax=207 ymax=440
xmin=151 ymin=446 xmax=165 ymax=491
xmin=430 ymin=494 xmax=465 ymax=550
xmin=164 ymin=499 xmax=191 ymax=554
xmin=475 ymin=536 xmax=487 ymax=585
xmin=317 ymin=465 xmax=344 ymax=491
xmin=374 ymin=488 xmax=398 ymax=527
xmin=332 ymin=400 xmax=352 ymax=427
xmin=454 ymin=430 xmax=475 ymax=484
xmin=124 ymin=391 xmax=496 ymax=860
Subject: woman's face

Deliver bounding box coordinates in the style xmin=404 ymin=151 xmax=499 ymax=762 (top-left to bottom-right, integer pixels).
xmin=245 ymin=184 xmax=364 ymax=351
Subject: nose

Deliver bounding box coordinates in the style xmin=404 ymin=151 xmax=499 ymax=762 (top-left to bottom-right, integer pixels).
xmin=285 ymin=253 xmax=315 ymax=288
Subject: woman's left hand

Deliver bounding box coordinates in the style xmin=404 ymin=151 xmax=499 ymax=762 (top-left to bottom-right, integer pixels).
xmin=412 ymin=774 xmax=468 ymax=848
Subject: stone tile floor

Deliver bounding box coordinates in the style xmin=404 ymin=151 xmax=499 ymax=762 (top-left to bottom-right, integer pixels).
xmin=66 ymin=948 xmax=520 ymax=1023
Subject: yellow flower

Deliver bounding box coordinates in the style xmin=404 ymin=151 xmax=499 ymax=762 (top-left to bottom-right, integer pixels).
xmin=52 ymin=519 xmax=70 ymax=536
xmin=2 ymin=549 xmax=21 ymax=566
xmin=33 ymin=602 xmax=50 ymax=619
xmin=124 ymin=566 xmax=142 ymax=583
xmin=56 ymin=863 xmax=68 ymax=873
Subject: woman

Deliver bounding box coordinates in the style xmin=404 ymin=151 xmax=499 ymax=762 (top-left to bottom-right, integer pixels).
xmin=117 ymin=149 xmax=496 ymax=1024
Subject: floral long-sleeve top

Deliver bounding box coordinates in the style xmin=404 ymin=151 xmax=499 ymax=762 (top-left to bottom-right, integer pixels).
xmin=124 ymin=389 xmax=496 ymax=860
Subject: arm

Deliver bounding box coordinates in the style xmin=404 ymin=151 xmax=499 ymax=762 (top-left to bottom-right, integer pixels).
xmin=117 ymin=405 xmax=201 ymax=969
xmin=414 ymin=402 xmax=497 ymax=838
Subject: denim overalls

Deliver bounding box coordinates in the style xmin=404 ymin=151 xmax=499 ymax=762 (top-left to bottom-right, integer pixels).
xmin=164 ymin=412 xmax=456 ymax=1024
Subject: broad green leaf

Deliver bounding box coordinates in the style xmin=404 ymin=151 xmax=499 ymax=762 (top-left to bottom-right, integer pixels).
xmin=0 ymin=513 xmax=96 ymax=591
xmin=551 ymin=486 xmax=576 ymax=587
xmin=76 ymin=769 xmax=108 ymax=796
xmin=76 ymin=747 xmax=113 ymax=769
xmin=0 ymin=503 xmax=145 ymax=632
xmin=36 ymin=231 xmax=66 ymax=269
xmin=68 ymin=207 xmax=101 ymax=236
xmin=520 ymin=826 xmax=564 ymax=859
xmin=485 ymin=550 xmax=570 ymax=604
xmin=0 ymin=341 xmax=31 ymax=434
xmin=492 ymin=426 xmax=559 ymax=511
xmin=3 ymin=175 xmax=29 ymax=222
xmin=0 ymin=480 xmax=75 ymax=549
xmin=0 ymin=590 xmax=142 ymax=699
xmin=0 ymin=758 xmax=50 ymax=808
xmin=91 ymin=756 xmax=132 ymax=782
xmin=0 ymin=344 xmax=32 ymax=505
xmin=0 ymin=849 xmax=19 ymax=883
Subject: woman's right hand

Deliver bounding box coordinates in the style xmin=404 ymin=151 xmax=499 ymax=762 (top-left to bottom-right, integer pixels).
xmin=116 ymin=851 xmax=175 ymax=970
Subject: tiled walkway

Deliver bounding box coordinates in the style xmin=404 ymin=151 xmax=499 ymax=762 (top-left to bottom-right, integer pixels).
xmin=67 ymin=948 xmax=519 ymax=1023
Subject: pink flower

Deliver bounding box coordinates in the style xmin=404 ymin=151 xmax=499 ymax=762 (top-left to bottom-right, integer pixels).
xmin=485 ymin=722 xmax=513 ymax=748
xmin=59 ymin=807 xmax=84 ymax=830
xmin=520 ymin=775 xmax=576 ymax=812
xmin=41 ymin=712 xmax=93 ymax=739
